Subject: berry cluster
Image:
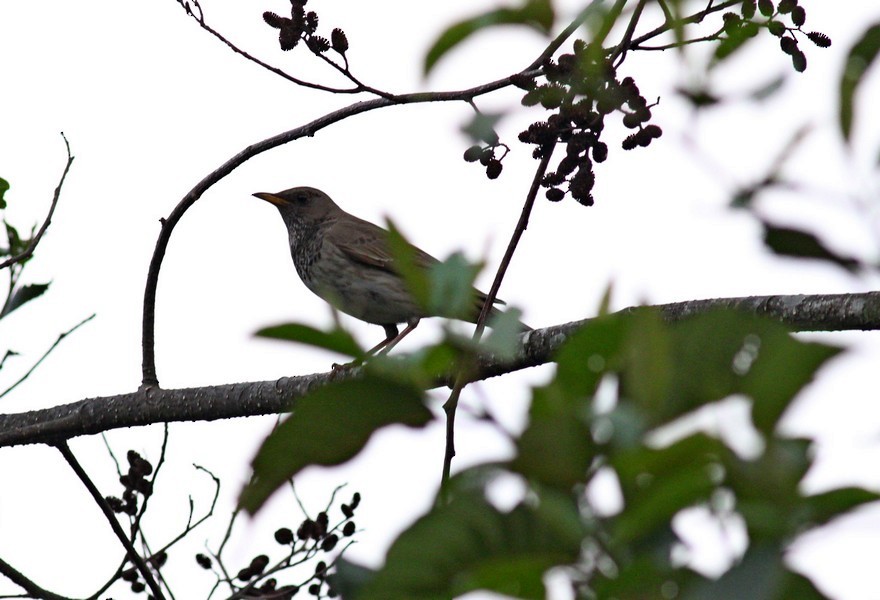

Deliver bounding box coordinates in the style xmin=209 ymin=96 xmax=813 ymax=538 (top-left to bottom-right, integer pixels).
xmin=263 ymin=0 xmax=348 ymax=56
xmin=462 ymin=143 xmax=509 ymax=180
xmin=195 ymin=491 xmax=361 ymax=598
xmin=724 ymin=0 xmax=830 ymax=73
xmin=120 ymin=552 xmax=167 ymax=595
xmin=105 ymin=450 xmax=153 ymax=516
xmin=515 ymin=41 xmax=661 ymax=206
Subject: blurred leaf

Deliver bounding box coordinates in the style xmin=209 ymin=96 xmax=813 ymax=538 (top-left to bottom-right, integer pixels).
xmin=511 ymin=386 xmax=594 ymax=488
xmin=762 ymin=222 xmax=861 ymax=272
xmin=800 ymin=487 xmax=880 ymax=529
xmin=255 ymin=322 xmax=363 ymax=358
xmin=240 ymin=375 xmax=430 ymax=514
xmin=331 ymin=558 xmax=377 ymax=600
xmin=0 ymin=177 xmax=8 ymax=210
xmin=712 ymin=21 xmax=759 ymax=66
xmin=592 ymin=554 xmax=701 ymax=599
xmin=748 ymin=73 xmax=787 ymax=101
xmin=596 ymin=282 xmax=614 ymax=316
xmin=611 ymin=434 xmax=727 ymax=544
xmin=425 ymin=251 xmax=482 ymax=320
xmin=4 ymin=222 xmax=26 ymax=257
xmin=0 ymin=283 xmax=50 ymax=320
xmin=424 ymin=0 xmax=554 ymax=75
xmin=360 ymin=486 xmax=582 ymax=599
xmin=384 ymin=220 xmax=430 ymax=310
xmin=840 ymin=23 xmax=880 ymax=142
xmin=621 ymin=310 xmax=673 ymax=417
xmin=742 ymin=328 xmax=841 ymax=435
xmin=481 ymin=307 xmax=524 ymax=361
xmin=724 ymin=438 xmax=812 ymax=539
xmin=461 ymin=112 xmax=502 ymax=145
xmin=677 ymin=85 xmax=722 ymax=108
xmin=552 ymin=310 xmax=632 ymax=400
xmin=680 ymin=543 xmax=828 ymax=600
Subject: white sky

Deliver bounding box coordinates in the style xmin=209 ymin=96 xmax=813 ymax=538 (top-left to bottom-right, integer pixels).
xmin=1 ymin=1 xmax=880 ymax=598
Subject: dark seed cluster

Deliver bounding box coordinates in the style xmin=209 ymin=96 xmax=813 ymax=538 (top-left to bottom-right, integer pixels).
xmin=728 ymin=0 xmax=830 ymax=74
xmin=513 ymin=40 xmax=662 ymax=206
xmin=120 ymin=550 xmax=166 ymax=595
xmin=196 ymin=491 xmax=361 ymax=598
xmin=462 ymin=143 xmax=508 ymax=180
xmin=263 ymin=0 xmax=349 ymax=58
xmin=105 ymin=450 xmax=154 ymax=516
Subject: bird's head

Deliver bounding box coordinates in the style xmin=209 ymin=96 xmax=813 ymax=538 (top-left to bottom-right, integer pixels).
xmin=252 ymin=186 xmax=341 ymax=226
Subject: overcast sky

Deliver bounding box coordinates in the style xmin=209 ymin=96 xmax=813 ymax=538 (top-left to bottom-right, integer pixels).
xmin=1 ymin=1 xmax=880 ymax=598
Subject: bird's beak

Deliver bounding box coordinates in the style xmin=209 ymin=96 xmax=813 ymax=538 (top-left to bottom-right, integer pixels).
xmin=253 ymin=192 xmax=285 ymax=206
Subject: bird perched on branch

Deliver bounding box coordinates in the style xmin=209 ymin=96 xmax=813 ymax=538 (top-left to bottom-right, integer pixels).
xmin=253 ymin=186 xmax=528 ymax=355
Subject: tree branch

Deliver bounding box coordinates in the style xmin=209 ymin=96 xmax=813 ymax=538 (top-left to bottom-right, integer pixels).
xmin=0 ymin=291 xmax=873 ymax=449
xmin=55 ymin=442 xmax=165 ymax=600
xmin=0 ymin=556 xmax=71 ymax=600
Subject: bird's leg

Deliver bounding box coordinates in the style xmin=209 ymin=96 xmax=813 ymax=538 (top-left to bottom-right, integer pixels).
xmin=365 ymin=324 xmax=400 ymax=357
xmin=377 ymin=318 xmax=420 ymax=356
xmin=332 ymin=321 xmax=419 ymax=372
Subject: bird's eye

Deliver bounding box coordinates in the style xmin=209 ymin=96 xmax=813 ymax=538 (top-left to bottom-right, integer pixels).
xmin=295 ymin=194 xmax=309 ymax=204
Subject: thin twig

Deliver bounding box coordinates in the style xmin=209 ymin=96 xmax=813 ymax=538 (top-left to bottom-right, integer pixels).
xmin=611 ymin=0 xmax=650 ymax=66
xmin=0 ymin=133 xmax=73 ymax=270
xmin=627 ymin=0 xmax=740 ymax=49
xmin=177 ymin=0 xmax=363 ymax=95
xmin=0 ymin=313 xmax=95 ymax=400
xmin=55 ymin=441 xmax=166 ymax=600
xmin=441 ymin=146 xmax=555 ymax=495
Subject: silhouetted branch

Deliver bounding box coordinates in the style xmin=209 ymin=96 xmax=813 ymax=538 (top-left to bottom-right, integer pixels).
xmin=0 ymin=291 xmax=874 ymax=449
xmin=55 ymin=442 xmax=165 ymax=600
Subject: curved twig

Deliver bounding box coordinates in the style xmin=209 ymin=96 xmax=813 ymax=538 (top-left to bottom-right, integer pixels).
xmin=0 ymin=134 xmax=74 ymax=271
xmin=140 ymin=76 xmax=529 ymax=388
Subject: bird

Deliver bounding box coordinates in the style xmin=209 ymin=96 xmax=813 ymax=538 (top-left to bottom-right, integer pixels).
xmin=252 ymin=186 xmax=529 ymax=356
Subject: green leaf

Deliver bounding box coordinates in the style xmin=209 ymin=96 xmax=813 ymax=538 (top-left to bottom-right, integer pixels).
xmin=255 ymin=322 xmax=363 ymax=358
xmin=511 ymin=386 xmax=594 ymax=488
xmin=742 ymin=327 xmax=841 ymax=435
xmin=461 ymin=112 xmax=502 ymax=145
xmin=4 ymin=222 xmax=26 ymax=257
xmin=481 ymin=307 xmax=524 ymax=361
xmin=239 ymin=375 xmax=430 ymax=514
xmin=384 ymin=220 xmax=430 ymax=310
xmin=762 ymin=222 xmax=861 ymax=272
xmin=724 ymin=438 xmax=812 ymax=539
xmin=800 ymin=487 xmax=880 ymax=528
xmin=840 ymin=23 xmax=880 ymax=142
xmin=680 ymin=543 xmax=828 ymax=600
xmin=0 ymin=177 xmax=9 ymax=210
xmin=424 ymin=0 xmax=554 ymax=75
xmin=425 ymin=251 xmax=482 ymax=320
xmin=0 ymin=283 xmax=50 ymax=320
xmin=611 ymin=434 xmax=727 ymax=545
xmin=360 ymin=486 xmax=583 ymax=599
xmin=330 ymin=558 xmax=377 ymax=600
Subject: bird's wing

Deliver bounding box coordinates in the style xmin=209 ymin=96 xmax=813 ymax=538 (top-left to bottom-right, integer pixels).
xmin=332 ymin=216 xmax=514 ymax=316
xmin=332 ymin=217 xmax=439 ymax=272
